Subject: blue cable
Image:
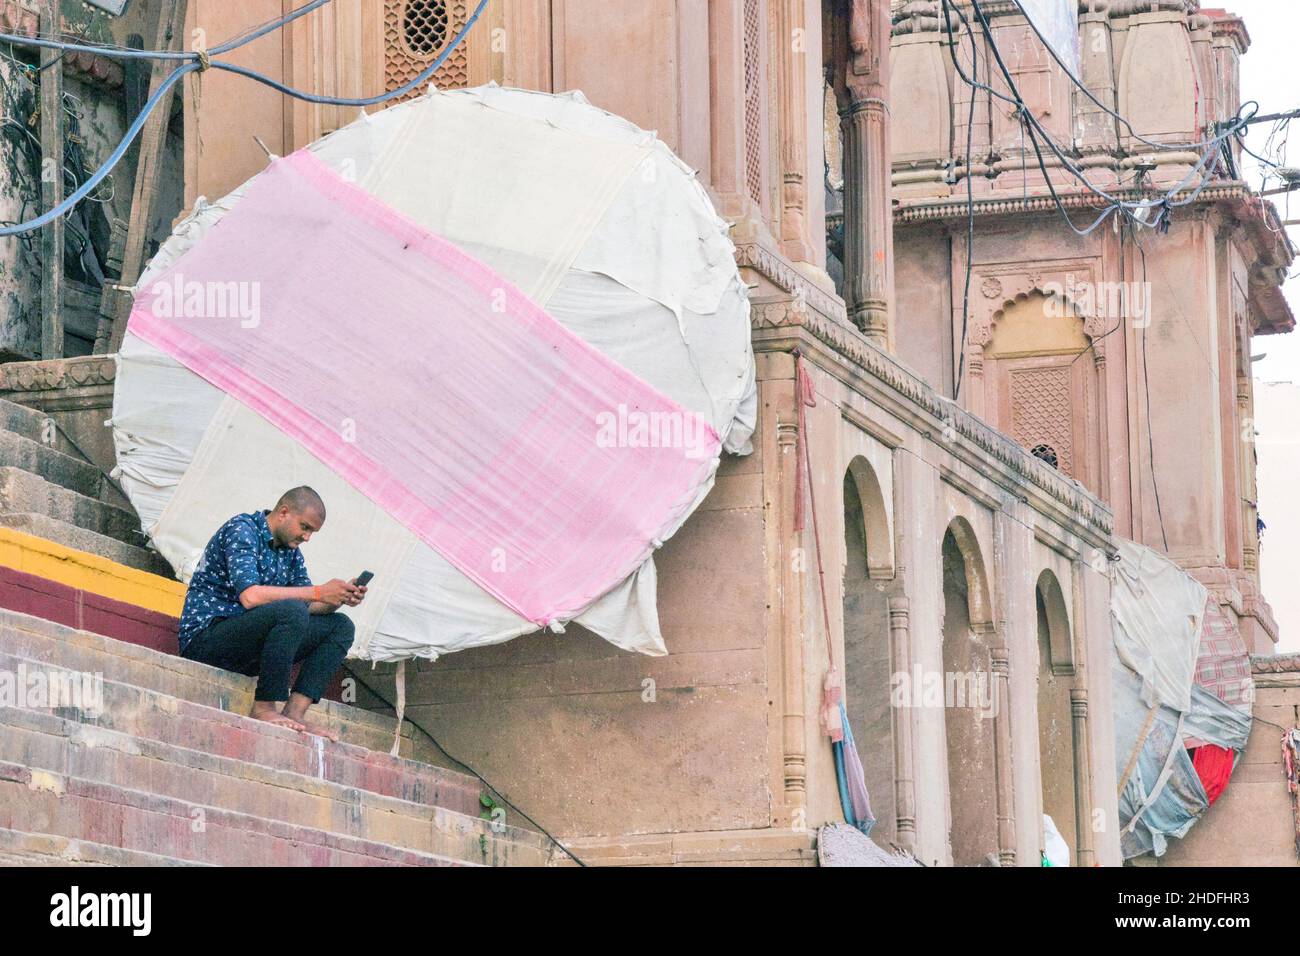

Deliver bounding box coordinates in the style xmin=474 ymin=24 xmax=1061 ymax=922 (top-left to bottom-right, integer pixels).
xmin=0 ymin=0 xmax=488 ymax=236
xmin=209 ymin=0 xmax=488 ymax=108
xmin=0 ymin=0 xmax=333 ymax=61
xmin=0 ymin=62 xmax=196 ymax=235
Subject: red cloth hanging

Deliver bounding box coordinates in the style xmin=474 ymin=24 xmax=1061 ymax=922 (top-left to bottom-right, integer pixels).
xmin=1191 ymin=744 xmax=1235 ymax=806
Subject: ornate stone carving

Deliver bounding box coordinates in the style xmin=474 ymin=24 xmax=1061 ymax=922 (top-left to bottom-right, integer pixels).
xmin=740 ymin=251 xmax=1116 ymax=542
xmin=735 ymin=241 xmax=846 ymax=321
xmin=891 ymin=1 xmax=940 ymax=36
xmin=829 ymin=0 xmax=895 ymax=348
xmin=0 ymin=356 xmax=116 ymax=394
xmin=895 ymin=183 xmax=1249 ymax=225
xmin=384 ymin=0 xmax=469 ymax=102
xmin=1010 ymin=366 xmax=1075 ymax=475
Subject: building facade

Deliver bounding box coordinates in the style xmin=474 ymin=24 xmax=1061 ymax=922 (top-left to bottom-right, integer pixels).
xmin=881 ymin=0 xmax=1294 ymax=658
xmin=210 ymin=0 xmax=1121 ymax=866
xmin=18 ymin=0 xmax=1270 ymax=866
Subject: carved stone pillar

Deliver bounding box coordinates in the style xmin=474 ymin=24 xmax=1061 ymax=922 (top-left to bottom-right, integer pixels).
xmin=1238 ymin=375 xmax=1259 ymax=575
xmin=776 ymin=415 xmax=807 ymax=809
xmin=888 ymin=593 xmax=916 ymax=852
xmin=1094 ymin=345 xmax=1112 ymax=503
xmin=777 ymin=0 xmax=813 ymax=264
xmin=990 ymin=643 xmax=1017 ymax=866
xmin=833 ymin=0 xmax=894 ymax=350
xmin=1070 ymin=687 xmax=1097 ymax=866
xmin=1189 ymin=14 xmax=1217 ymax=123
xmin=1077 ymin=1 xmax=1119 ymax=184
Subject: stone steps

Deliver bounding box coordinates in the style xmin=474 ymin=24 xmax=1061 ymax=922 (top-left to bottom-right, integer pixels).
xmin=0 ymin=395 xmax=55 ymax=445
xmin=0 ymin=467 xmax=145 ymax=549
xmin=0 ymin=708 xmax=548 ymax=866
xmin=0 ymin=393 xmax=171 ymax=575
xmin=0 ymin=429 xmax=104 ymax=498
xmin=0 ymin=608 xmax=403 ymax=754
xmin=0 ymin=826 xmax=211 ymax=867
xmin=0 ymin=762 xmax=470 ymax=867
xmin=0 ymin=512 xmax=173 ymax=576
xmin=0 ymin=608 xmax=555 ymax=866
xmin=0 ymin=649 xmax=482 ymax=817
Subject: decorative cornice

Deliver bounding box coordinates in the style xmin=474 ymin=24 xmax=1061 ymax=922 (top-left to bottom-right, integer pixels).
xmin=1251 ymin=653 xmax=1300 ymax=675
xmin=1108 ymin=0 xmax=1198 ymax=15
xmin=1208 ymin=12 xmax=1249 ymax=54
xmin=63 ymin=48 xmax=126 ymax=90
xmin=894 ymin=183 xmax=1252 ymax=225
xmin=891 ymin=1 xmax=940 ymax=36
xmin=0 ymin=356 xmax=117 ymax=394
xmin=0 ymin=8 xmax=124 ymax=89
xmin=740 ymin=252 xmax=1115 ymax=544
xmin=734 ymin=241 xmax=844 ymax=320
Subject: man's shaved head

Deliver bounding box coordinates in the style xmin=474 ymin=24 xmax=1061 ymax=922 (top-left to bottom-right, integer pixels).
xmin=275 ymin=486 xmax=325 ymax=522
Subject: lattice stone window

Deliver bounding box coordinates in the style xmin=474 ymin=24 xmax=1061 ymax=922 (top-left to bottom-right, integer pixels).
xmin=742 ymin=0 xmax=763 ymax=207
xmin=1010 ymin=366 xmax=1074 ymax=476
xmin=403 ymin=0 xmax=449 ymax=55
xmin=1030 ymin=444 xmax=1059 ymax=469
xmin=384 ymin=0 xmax=468 ymax=102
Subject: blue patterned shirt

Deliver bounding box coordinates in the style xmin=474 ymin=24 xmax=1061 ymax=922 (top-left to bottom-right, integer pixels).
xmin=177 ymin=509 xmax=312 ymax=652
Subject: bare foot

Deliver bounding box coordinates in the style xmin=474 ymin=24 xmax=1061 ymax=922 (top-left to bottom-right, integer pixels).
xmin=282 ymin=692 xmax=337 ymax=741
xmin=250 ymin=701 xmax=305 ymax=732
xmin=296 ymin=721 xmax=339 ymax=742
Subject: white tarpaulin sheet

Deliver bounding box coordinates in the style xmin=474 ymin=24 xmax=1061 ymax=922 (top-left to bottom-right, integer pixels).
xmin=1020 ymin=0 xmax=1080 ymax=78
xmin=1111 ymin=538 xmax=1206 ymax=714
xmin=110 ymin=85 xmax=757 ymax=662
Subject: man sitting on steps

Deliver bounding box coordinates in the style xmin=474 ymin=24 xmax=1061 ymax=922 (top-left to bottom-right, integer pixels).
xmin=177 ymin=486 xmax=367 ymax=740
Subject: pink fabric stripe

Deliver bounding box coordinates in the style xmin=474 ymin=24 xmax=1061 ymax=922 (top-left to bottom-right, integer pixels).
xmin=129 ymin=148 xmax=719 ymax=625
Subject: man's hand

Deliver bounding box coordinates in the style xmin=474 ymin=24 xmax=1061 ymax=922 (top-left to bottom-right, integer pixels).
xmin=346 ymin=577 xmax=369 ymax=607
xmin=318 ymin=578 xmax=362 ymax=606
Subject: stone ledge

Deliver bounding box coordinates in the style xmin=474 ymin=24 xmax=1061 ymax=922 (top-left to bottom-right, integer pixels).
xmin=559 ymin=826 xmax=818 ymax=866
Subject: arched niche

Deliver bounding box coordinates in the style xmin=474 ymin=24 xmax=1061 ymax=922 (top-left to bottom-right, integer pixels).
xmin=845 ymin=455 xmax=894 ymax=580
xmin=944 ymin=515 xmax=993 ymax=628
xmin=1035 ymin=568 xmax=1078 ymax=863
xmin=1036 ymin=568 xmax=1074 ymax=677
xmin=841 ymin=460 xmax=896 ymax=843
xmin=941 ymin=518 xmax=998 ymax=866
xmin=978 ymin=290 xmax=1101 ymax=490
xmin=986 ymin=291 xmax=1090 ymax=360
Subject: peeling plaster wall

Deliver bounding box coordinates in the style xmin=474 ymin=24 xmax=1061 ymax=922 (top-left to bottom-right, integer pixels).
xmin=0 ymin=0 xmax=184 ymax=359
xmin=0 ymin=56 xmax=42 ymax=360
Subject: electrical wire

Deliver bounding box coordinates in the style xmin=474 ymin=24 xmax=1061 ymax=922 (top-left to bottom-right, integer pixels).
xmin=0 ymin=0 xmax=490 ymax=236
xmin=0 ymin=0 xmax=334 ymax=61
xmin=1009 ymin=0 xmax=1252 ymax=154
xmin=968 ymin=0 xmax=1242 ymax=226
xmin=940 ymin=0 xmax=1256 ymax=242
xmin=944 ymin=0 xmax=977 ymax=402
xmin=1131 ymin=226 xmax=1169 ymax=552
xmin=340 ymin=661 xmax=586 ymax=867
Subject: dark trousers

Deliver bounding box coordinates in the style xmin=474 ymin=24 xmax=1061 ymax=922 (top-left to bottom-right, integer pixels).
xmin=181 ymin=600 xmax=355 ymax=703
